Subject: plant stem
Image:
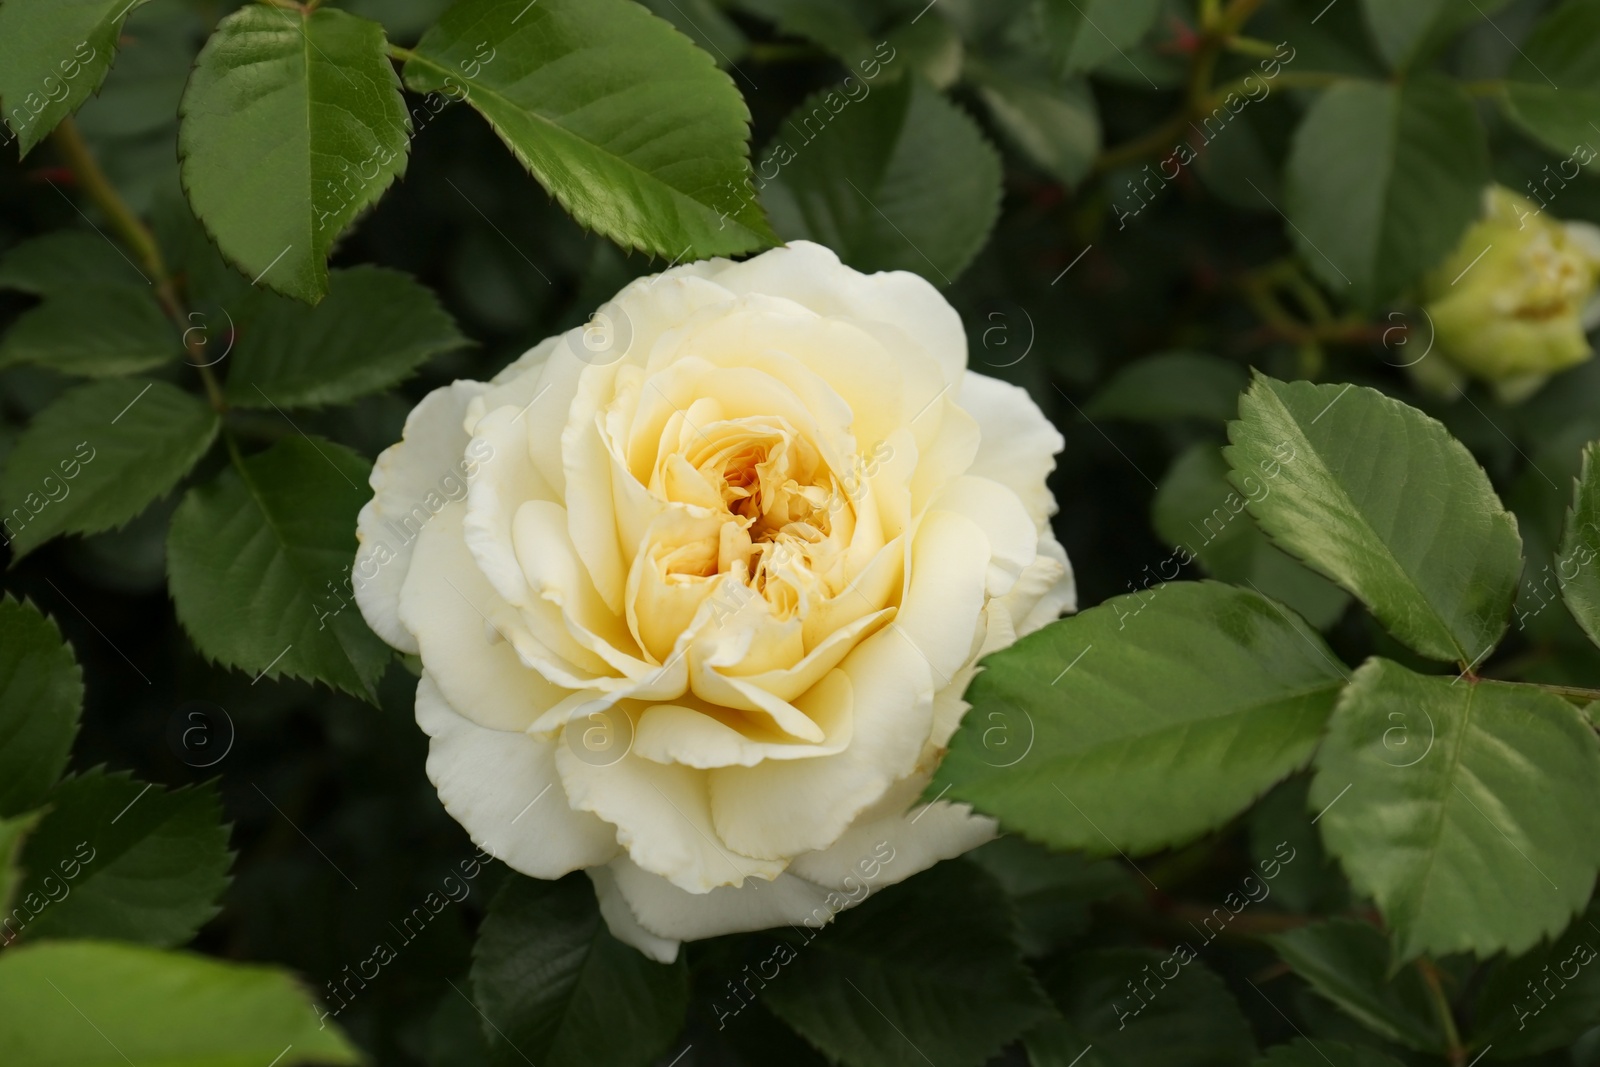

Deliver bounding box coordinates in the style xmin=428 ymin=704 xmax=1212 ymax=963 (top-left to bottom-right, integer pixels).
xmin=48 ymin=117 xmax=228 ymax=413
xmin=1528 ymin=681 xmax=1600 ymax=705
xmin=1417 ymin=958 xmax=1465 ymax=1066
xmin=1093 ymin=0 xmax=1334 ymax=175
xmin=1224 ymin=35 xmax=1281 ymax=58
xmin=49 ymin=118 xmax=168 ymax=285
xmin=387 ymin=43 xmax=419 ymax=63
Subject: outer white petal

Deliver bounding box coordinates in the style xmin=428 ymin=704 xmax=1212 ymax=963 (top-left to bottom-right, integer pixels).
xmin=691 ymin=241 xmax=968 ymax=386
xmin=556 ymin=748 xmax=785 ymax=893
xmin=1000 ymin=530 xmax=1077 ymax=636
xmin=957 ymin=370 xmax=1065 ymax=526
xmin=354 ymin=380 xmax=490 ymax=653
xmin=787 ymin=797 xmax=997 ymax=893
xmin=398 ymin=501 xmax=572 ymax=732
xmin=602 ymin=855 xmax=835 ymax=942
xmin=588 ymin=863 xmax=680 ymax=964
xmin=930 ymin=475 xmax=1038 ymax=596
xmin=417 ymin=672 xmax=618 ymax=879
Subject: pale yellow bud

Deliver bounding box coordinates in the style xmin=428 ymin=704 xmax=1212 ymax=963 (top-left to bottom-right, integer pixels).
xmin=1421 ymin=186 xmax=1600 ymax=401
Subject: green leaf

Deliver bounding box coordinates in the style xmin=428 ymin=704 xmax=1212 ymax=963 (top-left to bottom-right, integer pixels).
xmin=226 ymin=266 xmax=467 ymax=409
xmin=968 ymin=835 xmax=1136 ymax=957
xmin=1253 ymin=1038 xmax=1407 ymax=1067
xmin=13 ymin=769 xmax=231 ymax=948
xmin=0 ymin=940 xmax=359 ymax=1066
xmin=0 ymin=809 xmax=43 ymax=921
xmin=404 ymin=0 xmax=776 ymax=262
xmin=934 ymin=581 xmax=1346 ymax=855
xmin=1087 ymin=351 xmax=1248 ymax=425
xmin=1268 ymin=919 xmax=1445 ymax=1052
xmin=167 ymin=436 xmax=392 ymax=701
xmin=0 ymin=378 xmax=220 ymax=558
xmin=764 ymin=860 xmax=1053 ymax=1067
xmin=1473 ymin=902 xmax=1600 ymax=1058
xmin=179 ymin=5 xmax=411 ymax=304
xmin=0 ymin=231 xmax=149 ymax=294
xmin=636 ymin=0 xmax=748 ymax=66
xmin=471 ymin=872 xmax=688 ymax=1067
xmin=1284 ymin=76 xmax=1487 ymax=308
xmin=1311 ymin=658 xmax=1600 ymax=960
xmin=0 ymin=0 xmax=149 ymax=155
xmin=1359 ymin=0 xmax=1512 ymax=70
xmin=1154 ymin=445 xmax=1351 ymax=631
xmin=1500 ymin=0 xmax=1600 ymax=163
xmin=1037 ymin=0 xmax=1162 ymax=78
xmin=0 ymin=285 xmax=178 ymax=377
xmin=1559 ymin=437 xmax=1600 ymax=652
xmin=970 ymin=63 xmax=1099 ymax=188
xmin=1028 ymin=947 xmax=1257 ymax=1067
xmin=761 ymin=77 xmax=1001 ymax=285
xmin=1224 ymin=375 xmax=1523 ymax=665
xmin=0 ymin=597 xmax=82 ymax=819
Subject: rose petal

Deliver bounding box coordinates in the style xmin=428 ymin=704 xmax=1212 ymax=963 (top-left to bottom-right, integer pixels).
xmin=354 ymin=380 xmax=490 ymax=653
xmin=556 ymin=746 xmax=785 ymax=893
xmin=602 ymin=855 xmax=836 ymax=943
xmin=398 ymin=501 xmax=573 ymax=732
xmin=417 ymin=672 xmax=618 ymax=878
xmin=957 ymin=370 xmax=1065 ymax=526
xmin=588 ymin=863 xmax=680 ymax=963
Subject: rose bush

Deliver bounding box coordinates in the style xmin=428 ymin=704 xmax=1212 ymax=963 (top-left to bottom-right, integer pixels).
xmin=352 ymin=241 xmax=1072 ymax=961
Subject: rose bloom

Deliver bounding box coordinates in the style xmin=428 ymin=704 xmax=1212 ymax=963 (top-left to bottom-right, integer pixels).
xmin=353 ymin=242 xmax=1072 ymax=961
xmin=1419 ymin=186 xmax=1600 ymax=403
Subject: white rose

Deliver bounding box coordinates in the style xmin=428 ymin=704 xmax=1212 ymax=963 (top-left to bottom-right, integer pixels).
xmin=352 ymin=241 xmax=1073 ymax=962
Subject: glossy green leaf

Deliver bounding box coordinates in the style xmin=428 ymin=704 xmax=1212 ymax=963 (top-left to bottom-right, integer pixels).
xmin=1501 ymin=0 xmax=1600 ymax=164
xmin=1359 ymin=0 xmax=1511 ymax=70
xmin=1154 ymin=445 xmax=1351 ymax=630
xmin=404 ymin=0 xmax=776 ymax=263
xmin=761 ymin=77 xmax=1001 ymax=285
xmin=0 ymin=286 xmax=177 ymax=377
xmin=1473 ymin=902 xmax=1600 ymax=1058
xmin=1027 ymin=947 xmax=1256 ymax=1067
xmin=765 ymin=861 xmax=1053 ymax=1067
xmin=1284 ymin=76 xmax=1487 ymax=308
xmin=226 ymin=267 xmax=467 ymax=409
xmin=970 ymin=63 xmax=1099 ymax=188
xmin=0 ymin=231 xmax=149 ymax=294
xmin=471 ymin=873 xmax=688 ymax=1067
xmin=1312 ymin=658 xmax=1600 ymax=960
xmin=0 ymin=378 xmax=219 ymax=558
xmin=180 ymin=5 xmax=411 ymax=303
xmin=13 ymin=769 xmax=231 ymax=947
xmin=1269 ymin=919 xmax=1445 ymax=1052
xmin=936 ymin=581 xmax=1344 ymax=855
xmin=167 ymin=437 xmax=390 ymax=701
xmin=0 ymin=598 xmax=82 ymax=819
xmin=1225 ymin=375 xmax=1523 ymax=665
xmin=0 ymin=940 xmax=358 ymax=1066
xmin=0 ymin=0 xmax=149 ymax=155
xmin=1087 ymin=351 xmax=1248 ymax=425
xmin=1253 ymin=1039 xmax=1406 ymax=1067
xmin=1558 ymin=439 xmax=1600 ymax=652
xmin=1037 ymin=0 xmax=1161 ymax=78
